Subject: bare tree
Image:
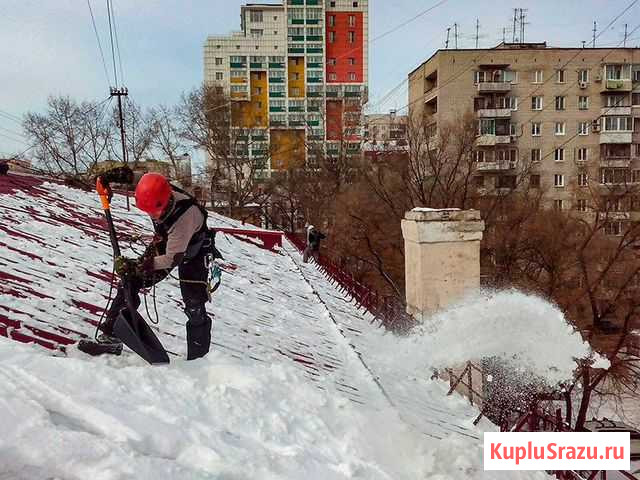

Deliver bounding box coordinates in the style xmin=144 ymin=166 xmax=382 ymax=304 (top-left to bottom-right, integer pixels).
xmin=22 ymin=96 xmax=113 ymax=181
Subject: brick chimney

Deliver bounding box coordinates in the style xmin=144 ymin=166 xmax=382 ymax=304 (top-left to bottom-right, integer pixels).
xmin=401 ymin=208 xmax=485 ymax=321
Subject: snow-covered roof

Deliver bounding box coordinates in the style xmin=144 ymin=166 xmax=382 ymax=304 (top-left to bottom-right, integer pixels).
xmin=0 ymin=173 xmax=551 ymax=479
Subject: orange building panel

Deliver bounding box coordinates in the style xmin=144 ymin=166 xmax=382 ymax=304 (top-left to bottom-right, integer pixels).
xmin=270 ymin=129 xmax=305 ymax=170
xmin=326 ymin=100 xmax=344 ymax=141
xmin=288 ymin=57 xmax=305 ymax=98
xmin=231 ymin=71 xmax=267 ymax=128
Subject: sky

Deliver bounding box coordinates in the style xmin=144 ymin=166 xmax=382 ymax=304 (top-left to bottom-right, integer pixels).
xmin=0 ymin=0 xmax=638 ymax=158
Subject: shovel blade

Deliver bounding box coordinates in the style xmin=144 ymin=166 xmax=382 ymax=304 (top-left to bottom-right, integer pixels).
xmin=113 ymin=309 xmax=170 ymax=365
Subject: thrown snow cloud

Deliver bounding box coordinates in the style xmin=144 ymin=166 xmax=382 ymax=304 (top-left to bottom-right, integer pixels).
xmin=393 ymin=290 xmax=608 ymax=384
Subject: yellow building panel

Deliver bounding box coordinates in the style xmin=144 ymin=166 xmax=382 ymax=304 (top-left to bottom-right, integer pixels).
xmin=231 ymin=72 xmax=268 ymax=128
xmin=230 ymin=77 xmax=247 ymax=84
xmin=287 ymin=57 xmax=305 ymax=98
xmin=270 ymin=129 xmax=305 ymax=170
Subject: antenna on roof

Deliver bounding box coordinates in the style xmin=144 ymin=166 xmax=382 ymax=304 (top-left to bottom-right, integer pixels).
xmin=445 ymin=26 xmax=451 ymax=49
xmin=592 ymin=21 xmax=597 ymax=48
xmin=475 ymin=18 xmax=480 ymax=48
xmin=624 ymin=23 xmax=628 ymax=47
xmin=454 ymin=23 xmax=459 ymax=49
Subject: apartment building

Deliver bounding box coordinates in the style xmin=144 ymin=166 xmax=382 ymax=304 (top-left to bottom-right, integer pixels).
xmin=364 ymin=110 xmax=408 ymax=144
xmin=204 ymin=0 xmax=369 ymax=177
xmin=408 ymin=42 xmax=640 ymax=224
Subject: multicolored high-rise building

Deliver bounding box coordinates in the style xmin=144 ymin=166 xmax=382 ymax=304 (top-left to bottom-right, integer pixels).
xmin=204 ymin=1 xmax=368 ymax=175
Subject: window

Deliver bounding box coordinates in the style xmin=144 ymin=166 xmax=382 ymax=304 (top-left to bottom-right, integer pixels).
xmin=606 ymin=94 xmax=627 ymax=107
xmin=531 ymin=122 xmax=541 ymax=136
xmin=509 ymin=123 xmax=517 ymax=136
xmin=578 ymin=173 xmax=588 ymax=186
xmin=250 ymin=29 xmax=263 ymax=38
xmin=577 ymin=148 xmax=588 ymax=162
xmin=635 ymin=70 xmax=640 ymax=82
xmin=330 ymin=1 xmax=336 ymax=6
xmin=231 ymin=70 xmax=245 ymax=78
xmin=479 ymin=119 xmax=495 ymax=135
xmin=327 ymin=57 xmax=336 ymax=65
xmin=601 ymin=168 xmax=630 ymax=184
xmin=554 ymin=200 xmax=564 ymax=211
xmin=249 ymin=10 xmax=263 ymax=22
xmin=290 ymin=87 xmax=300 ymax=96
xmin=554 ymin=148 xmax=565 ymax=162
xmin=605 ymin=64 xmax=630 ymax=80
xmin=348 ymin=57 xmax=356 ymax=65
xmin=474 ymin=176 xmax=485 ymax=188
xmin=576 ymin=199 xmax=588 ymax=212
xmin=328 ymin=15 xmax=335 ymax=27
xmin=604 ymin=116 xmax=633 ymax=131
xmin=634 ymin=93 xmax=640 ymax=106
xmin=353 ymin=1 xmax=358 ymax=6
xmin=554 ymin=174 xmax=564 ymax=187
xmin=532 ymin=70 xmax=543 ymax=83
xmin=291 ymin=72 xmax=300 ymax=80
xmin=496 ymin=175 xmax=516 ymax=189
xmin=578 ymin=96 xmax=589 ymax=110
xmin=556 ymin=69 xmax=566 ymax=83
xmin=348 ymin=31 xmax=356 ymax=43
xmin=605 ymin=221 xmax=623 ymax=236
xmin=349 ymin=15 xmax=356 ymax=27
xmin=637 ymin=144 xmax=640 ymax=156
xmin=555 ymin=96 xmax=566 ymax=111
xmin=474 ymin=71 xmax=487 ymax=83
xmin=555 ymin=122 xmax=566 ymax=136
xmin=475 ymin=150 xmax=486 ymax=162
xmin=254 ymin=86 xmax=262 ymax=95
xmin=215 ymin=57 xmax=223 ymax=65
xmin=532 ymin=96 xmax=543 ymax=110
xmin=530 ymin=174 xmax=540 ymax=188
xmin=633 ymin=169 xmax=640 ymax=183
xmin=307 ymin=27 xmax=322 ymax=36
xmin=579 ymin=69 xmax=589 ymax=83
xmin=531 ymin=148 xmax=541 ymax=162
xmin=329 ymin=31 xmax=336 ymax=43
xmin=578 ymin=122 xmax=589 ymax=135
xmin=497 ymin=96 xmax=518 ymax=110
xmin=306 ymin=9 xmax=322 ymax=20
xmin=348 ymin=72 xmax=356 ymax=81
xmin=215 ymin=72 xmax=223 ymax=80
xmin=329 ymin=72 xmax=337 ymax=81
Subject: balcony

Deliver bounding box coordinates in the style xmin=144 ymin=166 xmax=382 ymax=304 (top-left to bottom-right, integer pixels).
xmin=475 ymin=134 xmax=512 ymax=146
xmin=476 ymin=108 xmax=512 ymax=119
xmin=476 ymin=160 xmax=517 ymax=171
xmin=602 ymin=79 xmax=633 ymax=92
xmin=424 ymin=87 xmax=437 ymax=104
xmin=269 ymin=62 xmax=285 ymax=69
xmin=476 ymin=82 xmax=511 ymax=93
xmin=599 ymin=132 xmax=633 ymax=144
xmin=600 ymin=157 xmax=631 ymax=168
xmin=601 ymin=106 xmax=631 ymax=116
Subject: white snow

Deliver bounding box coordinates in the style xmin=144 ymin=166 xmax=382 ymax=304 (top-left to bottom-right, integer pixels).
xmin=389 ymin=290 xmax=607 ymax=384
xmin=0 ymin=174 xmax=606 ymax=479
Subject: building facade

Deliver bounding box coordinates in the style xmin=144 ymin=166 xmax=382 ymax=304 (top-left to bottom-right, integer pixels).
xmin=408 ymin=43 xmax=640 ymax=221
xmin=364 ymin=110 xmax=407 ymax=144
xmin=204 ymin=0 xmax=369 ymax=176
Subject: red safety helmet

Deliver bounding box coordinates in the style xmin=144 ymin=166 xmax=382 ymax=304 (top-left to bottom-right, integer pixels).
xmin=135 ymin=173 xmax=172 ymax=219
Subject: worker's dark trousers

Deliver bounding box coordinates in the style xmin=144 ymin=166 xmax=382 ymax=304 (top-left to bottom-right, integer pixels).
xmin=101 ymin=247 xmax=212 ymax=360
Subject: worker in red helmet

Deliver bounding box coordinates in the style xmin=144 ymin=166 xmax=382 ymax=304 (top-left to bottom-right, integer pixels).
xmin=94 ymin=165 xmax=214 ymax=360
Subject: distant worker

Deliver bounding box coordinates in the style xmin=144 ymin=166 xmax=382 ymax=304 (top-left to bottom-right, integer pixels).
xmin=303 ymin=224 xmax=325 ymax=263
xmin=0 ymin=160 xmax=9 ymax=176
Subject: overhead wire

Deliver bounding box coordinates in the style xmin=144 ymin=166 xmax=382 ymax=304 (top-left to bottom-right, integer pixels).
xmin=109 ymin=0 xmax=125 ymax=86
xmin=106 ymin=0 xmax=119 ymax=87
xmin=86 ymin=0 xmax=111 ymax=88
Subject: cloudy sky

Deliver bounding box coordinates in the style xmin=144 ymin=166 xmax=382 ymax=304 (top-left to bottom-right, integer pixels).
xmin=0 ymin=0 xmax=637 ymax=157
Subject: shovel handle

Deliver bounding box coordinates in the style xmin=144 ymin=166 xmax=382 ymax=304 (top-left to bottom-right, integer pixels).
xmin=96 ymin=177 xmax=111 ymax=210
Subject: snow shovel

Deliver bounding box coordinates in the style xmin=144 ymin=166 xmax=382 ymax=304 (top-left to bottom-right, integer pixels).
xmin=96 ymin=178 xmax=169 ymax=365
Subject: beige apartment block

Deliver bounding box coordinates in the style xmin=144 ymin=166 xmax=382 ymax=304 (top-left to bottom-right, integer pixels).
xmin=408 ymin=42 xmax=640 ymax=217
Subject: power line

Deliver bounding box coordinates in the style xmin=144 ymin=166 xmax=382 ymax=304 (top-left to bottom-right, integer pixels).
xmin=0 ymin=125 xmax=26 ymax=139
xmin=372 ymin=0 xmax=449 ymax=44
xmin=106 ymin=0 xmax=119 ymax=87
xmin=0 ymin=109 xmax=22 ymax=124
xmin=86 ymin=0 xmax=111 ymax=88
xmin=109 ymin=0 xmax=125 ymax=86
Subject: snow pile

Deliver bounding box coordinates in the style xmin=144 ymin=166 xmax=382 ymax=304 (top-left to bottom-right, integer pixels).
xmin=392 ymin=290 xmax=606 ymax=384
xmin=0 ymin=337 xmax=547 ymax=480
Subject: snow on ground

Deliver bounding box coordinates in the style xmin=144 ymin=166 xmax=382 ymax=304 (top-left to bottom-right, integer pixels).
xmin=0 ymin=173 xmax=585 ymax=479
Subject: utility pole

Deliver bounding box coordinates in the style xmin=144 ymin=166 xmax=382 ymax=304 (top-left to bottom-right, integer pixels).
xmin=503 ymin=27 xmax=506 ymax=44
xmin=110 ymin=86 xmax=130 ymax=210
xmin=475 ymin=18 xmax=480 ymax=48
xmin=592 ymin=21 xmax=597 ymax=48
xmin=454 ymin=22 xmax=458 ymax=49
xmin=445 ymin=27 xmax=450 ymax=49
xmin=624 ymin=23 xmax=628 ymax=47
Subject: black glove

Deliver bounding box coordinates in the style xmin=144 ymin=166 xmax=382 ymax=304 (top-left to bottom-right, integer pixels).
xmin=114 ymin=255 xmax=155 ymax=279
xmin=114 ymin=256 xmax=139 ymax=278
